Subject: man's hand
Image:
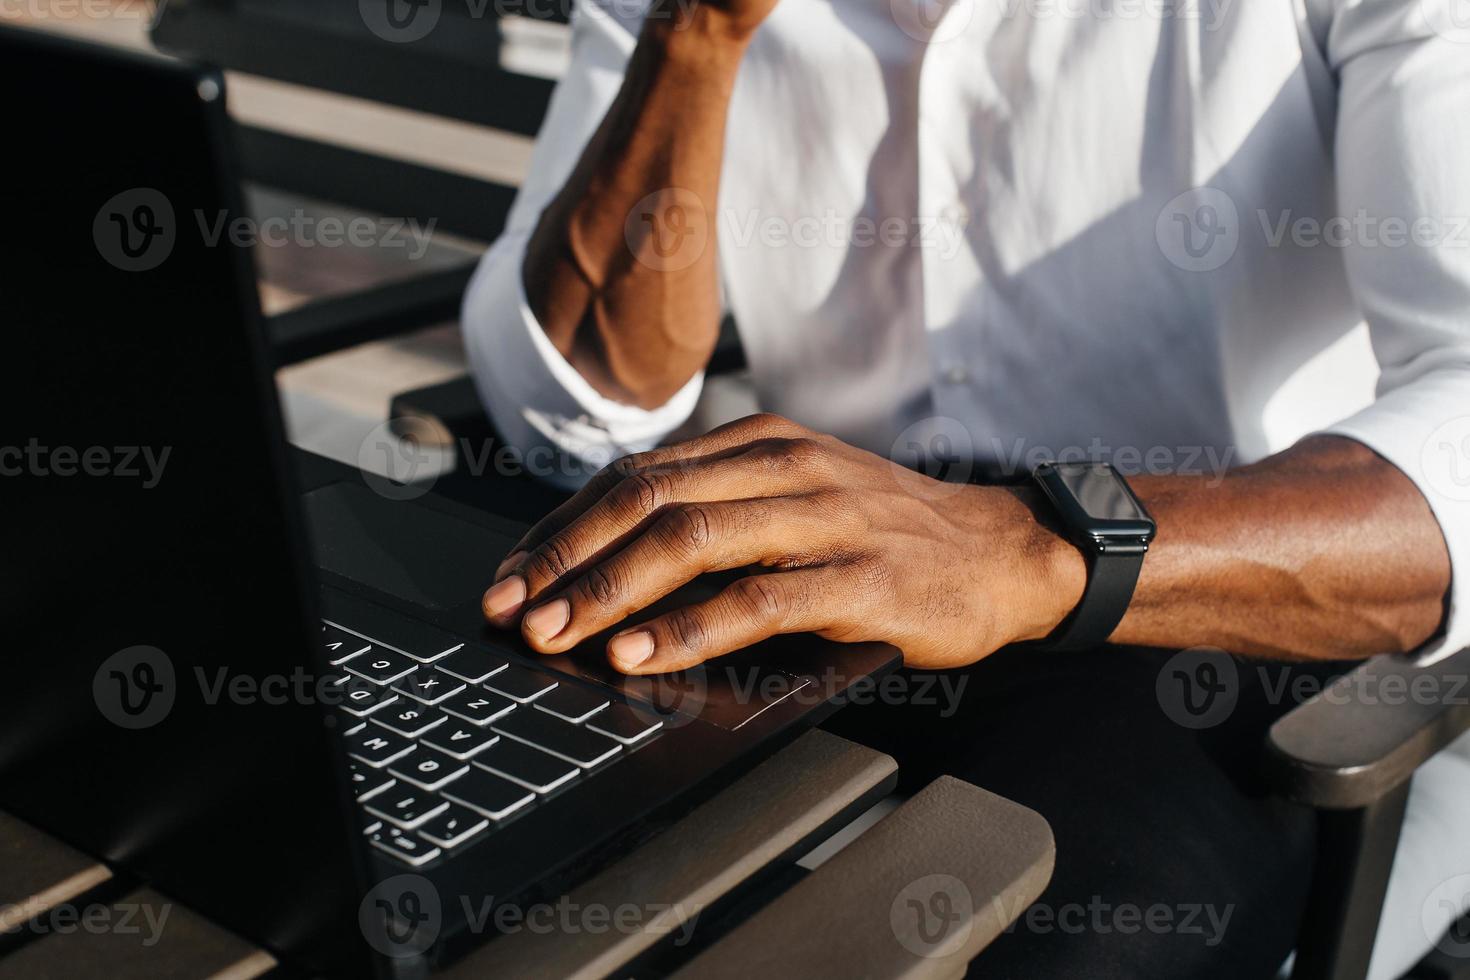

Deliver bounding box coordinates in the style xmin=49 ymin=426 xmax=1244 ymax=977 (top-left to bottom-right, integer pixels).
xmin=482 ymin=414 xmax=1087 ymax=674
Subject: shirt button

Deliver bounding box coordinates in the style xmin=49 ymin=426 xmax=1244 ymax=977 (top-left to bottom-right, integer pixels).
xmin=941 ymin=362 xmax=969 ymax=385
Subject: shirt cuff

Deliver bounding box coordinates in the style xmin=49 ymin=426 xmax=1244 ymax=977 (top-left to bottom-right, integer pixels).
xmin=1320 ymin=377 xmax=1470 ymax=665
xmin=462 ymin=242 xmax=704 ymax=490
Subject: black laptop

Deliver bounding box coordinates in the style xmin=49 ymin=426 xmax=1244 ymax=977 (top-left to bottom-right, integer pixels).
xmin=0 ymin=25 xmax=898 ymax=977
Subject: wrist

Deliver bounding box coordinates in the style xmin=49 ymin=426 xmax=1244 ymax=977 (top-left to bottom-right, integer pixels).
xmin=985 ymin=486 xmax=1089 ymax=644
xmin=644 ymin=6 xmax=760 ymax=62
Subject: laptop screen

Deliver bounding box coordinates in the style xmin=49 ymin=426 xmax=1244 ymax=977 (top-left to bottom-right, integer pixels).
xmin=0 ymin=25 xmax=371 ymax=976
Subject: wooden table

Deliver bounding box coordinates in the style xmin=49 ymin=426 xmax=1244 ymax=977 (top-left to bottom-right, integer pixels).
xmin=0 ymin=731 xmax=1053 ymax=978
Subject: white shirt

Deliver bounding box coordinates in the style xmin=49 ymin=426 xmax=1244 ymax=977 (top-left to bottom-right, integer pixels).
xmin=462 ymin=0 xmax=1470 ymax=662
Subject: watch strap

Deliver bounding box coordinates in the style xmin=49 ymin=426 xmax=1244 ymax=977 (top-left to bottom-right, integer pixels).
xmin=1043 ymin=548 xmax=1145 ymax=652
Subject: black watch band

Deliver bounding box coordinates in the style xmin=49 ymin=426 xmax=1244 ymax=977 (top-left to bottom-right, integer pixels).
xmin=1030 ymin=461 xmax=1155 ymax=652
xmin=1044 ymin=548 xmax=1146 ymax=651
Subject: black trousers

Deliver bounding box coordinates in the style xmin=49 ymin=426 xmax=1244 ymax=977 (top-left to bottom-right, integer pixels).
xmin=821 ymin=644 xmax=1348 ymax=979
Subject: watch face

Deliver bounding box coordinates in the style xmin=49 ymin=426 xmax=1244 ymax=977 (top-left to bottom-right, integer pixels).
xmin=1052 ymin=462 xmax=1148 ymax=521
xmin=1033 ymin=461 xmax=1156 ymax=546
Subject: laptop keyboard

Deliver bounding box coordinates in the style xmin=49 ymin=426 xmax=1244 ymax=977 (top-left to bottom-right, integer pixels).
xmin=323 ymin=620 xmax=664 ymax=869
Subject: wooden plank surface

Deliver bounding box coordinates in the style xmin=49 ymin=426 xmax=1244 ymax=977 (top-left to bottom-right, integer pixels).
xmin=674 ymin=776 xmax=1056 ymax=980
xmin=444 ymin=728 xmax=899 ymax=979
xmin=0 ymin=5 xmax=535 ymax=186
xmin=0 ymin=887 xmax=273 ymax=980
xmin=0 ymin=812 xmax=112 ymax=936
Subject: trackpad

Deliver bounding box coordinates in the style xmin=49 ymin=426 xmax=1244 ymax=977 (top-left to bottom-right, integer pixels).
xmin=302 ymin=482 xmax=814 ymax=731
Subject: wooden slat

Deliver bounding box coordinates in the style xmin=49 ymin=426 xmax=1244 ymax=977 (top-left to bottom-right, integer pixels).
xmin=0 ymin=889 xmax=273 ymax=980
xmin=227 ymin=71 xmax=533 ymax=187
xmin=0 ymin=813 xmax=112 ymax=935
xmin=674 ymin=777 xmax=1056 ymax=980
xmin=0 ymin=10 xmax=534 ymax=186
xmin=443 ymin=729 xmax=899 ymax=979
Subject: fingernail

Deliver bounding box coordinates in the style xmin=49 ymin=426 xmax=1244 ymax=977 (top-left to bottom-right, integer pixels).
xmin=524 ymin=598 xmax=570 ymax=640
xmin=495 ymin=550 xmax=530 ymax=581
xmin=609 ymin=630 xmax=654 ymax=670
xmin=483 ymin=575 xmax=526 ymax=620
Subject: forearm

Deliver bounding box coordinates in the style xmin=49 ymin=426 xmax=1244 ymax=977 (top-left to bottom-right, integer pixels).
xmin=523 ymin=9 xmax=751 ymax=408
xmin=1104 ymin=436 xmax=1452 ymax=660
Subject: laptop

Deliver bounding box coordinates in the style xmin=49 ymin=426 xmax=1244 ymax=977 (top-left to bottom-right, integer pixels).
xmin=0 ymin=25 xmax=898 ymax=977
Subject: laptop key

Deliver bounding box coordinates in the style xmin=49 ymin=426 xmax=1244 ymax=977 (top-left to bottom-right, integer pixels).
xmin=392 ymin=669 xmax=466 ymax=706
xmin=371 ymin=704 xmax=448 ymax=740
xmin=319 ymin=616 xmax=463 ymax=665
xmin=388 ymin=746 xmax=470 ymax=792
xmin=369 ymin=829 xmax=442 ymax=867
xmin=421 ymin=723 xmax=500 ymax=760
xmin=416 ymin=803 xmax=490 ymax=850
xmin=436 ymin=646 xmax=509 ymax=684
xmin=345 ymin=649 xmax=419 ymax=686
xmin=351 ymin=767 xmax=397 ymax=802
xmin=472 ymin=738 xmax=579 ymax=794
xmin=441 ymin=688 xmax=517 ymax=726
xmin=533 ymin=684 xmax=610 ymax=724
xmin=494 ymin=710 xmax=621 ymax=768
xmin=338 ymin=682 xmax=400 ymax=718
xmin=347 ymin=729 xmax=415 ymax=768
xmin=400 ymin=641 xmax=466 ymax=665
xmin=586 ymin=703 xmax=664 ymax=745
xmin=366 ymin=788 xmax=450 ymax=830
xmin=441 ymin=769 xmax=535 ymax=821
xmin=321 ymin=624 xmax=372 ymax=666
xmin=484 ymin=663 xmax=558 ymax=703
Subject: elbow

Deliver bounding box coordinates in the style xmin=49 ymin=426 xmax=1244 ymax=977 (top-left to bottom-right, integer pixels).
xmin=1384 ymin=594 xmax=1452 ymax=658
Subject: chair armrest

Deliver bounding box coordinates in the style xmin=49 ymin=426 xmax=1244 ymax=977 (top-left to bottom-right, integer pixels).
xmin=672 ymin=776 xmax=1055 ymax=980
xmin=267 ymin=264 xmax=475 ymax=366
xmin=388 ymin=375 xmax=490 ymax=450
xmin=1267 ymin=646 xmax=1470 ymax=809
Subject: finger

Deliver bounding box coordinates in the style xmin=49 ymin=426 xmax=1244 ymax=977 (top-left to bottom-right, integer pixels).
xmin=518 ymin=493 xmax=847 ymax=653
xmin=604 ymin=567 xmax=851 ymax=674
xmin=484 ymin=451 xmax=735 ymax=620
xmin=494 ymin=413 xmax=805 ymax=578
xmin=485 ymin=437 xmax=828 ymax=623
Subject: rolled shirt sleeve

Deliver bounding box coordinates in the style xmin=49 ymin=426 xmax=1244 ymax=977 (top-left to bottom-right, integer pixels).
xmin=461 ymin=0 xmax=704 ymax=490
xmin=1317 ymin=0 xmax=1470 ymax=662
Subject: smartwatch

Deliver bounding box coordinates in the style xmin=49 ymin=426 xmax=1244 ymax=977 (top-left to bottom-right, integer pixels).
xmin=1031 ymin=461 xmax=1156 ymax=651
